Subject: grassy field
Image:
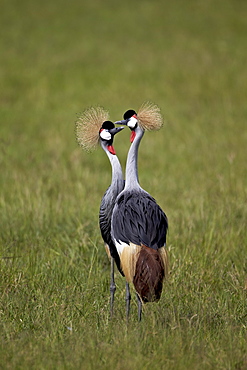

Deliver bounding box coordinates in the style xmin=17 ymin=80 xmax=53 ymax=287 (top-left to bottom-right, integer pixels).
xmin=1 ymin=0 xmax=247 ymax=368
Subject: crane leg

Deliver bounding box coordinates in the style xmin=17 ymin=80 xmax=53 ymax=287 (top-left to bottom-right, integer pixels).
xmin=110 ymin=257 xmax=116 ymax=318
xmin=126 ymin=282 xmax=131 ymax=321
xmin=136 ymin=293 xmax=142 ymax=321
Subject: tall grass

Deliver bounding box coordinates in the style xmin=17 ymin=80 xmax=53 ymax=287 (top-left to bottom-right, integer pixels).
xmin=1 ymin=0 xmax=246 ymax=368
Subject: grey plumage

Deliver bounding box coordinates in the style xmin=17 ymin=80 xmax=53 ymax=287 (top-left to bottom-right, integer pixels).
xmin=112 ymin=107 xmax=168 ymax=320
xmin=99 ymin=180 xmax=124 ymax=275
xmin=112 ymin=189 xmax=168 ymax=250
xmin=97 ymin=124 xmax=125 ymax=316
xmin=75 ymin=110 xmax=125 ymax=317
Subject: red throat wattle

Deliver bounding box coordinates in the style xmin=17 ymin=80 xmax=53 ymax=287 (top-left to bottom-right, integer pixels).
xmin=107 ymin=145 xmax=116 ymax=155
xmin=130 ymin=131 xmax=136 ymax=143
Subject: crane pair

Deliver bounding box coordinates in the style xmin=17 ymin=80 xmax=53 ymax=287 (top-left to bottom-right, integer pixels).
xmin=76 ymin=102 xmax=168 ymax=321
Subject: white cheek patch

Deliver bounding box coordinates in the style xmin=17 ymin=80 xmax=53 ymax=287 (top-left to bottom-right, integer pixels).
xmin=127 ymin=116 xmax=138 ymax=129
xmin=100 ymin=129 xmax=111 ymax=141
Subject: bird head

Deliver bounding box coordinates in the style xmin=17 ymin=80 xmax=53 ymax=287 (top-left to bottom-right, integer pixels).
xmin=99 ymin=121 xmax=124 ymax=154
xmin=114 ymin=102 xmax=163 ymax=143
xmin=114 ymin=110 xmax=138 ymax=143
xmin=75 ymin=106 xmax=125 ymax=153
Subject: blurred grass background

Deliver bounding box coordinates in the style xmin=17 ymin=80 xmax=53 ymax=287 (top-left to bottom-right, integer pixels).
xmin=0 ymin=0 xmax=247 ymax=369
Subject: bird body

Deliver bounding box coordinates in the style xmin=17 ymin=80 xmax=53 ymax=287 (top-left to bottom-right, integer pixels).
xmin=112 ymin=166 xmax=168 ymax=304
xmin=75 ymin=110 xmax=125 ymax=315
xmin=112 ymin=106 xmax=168 ymax=317
xmin=97 ymin=123 xmax=126 ymax=313
xmin=99 ymin=142 xmax=124 ymax=274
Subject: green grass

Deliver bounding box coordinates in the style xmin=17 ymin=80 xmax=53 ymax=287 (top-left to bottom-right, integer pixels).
xmin=1 ymin=0 xmax=247 ymax=368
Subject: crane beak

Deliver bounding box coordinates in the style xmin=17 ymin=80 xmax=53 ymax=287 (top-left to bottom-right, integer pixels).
xmin=114 ymin=119 xmax=128 ymax=126
xmin=108 ymin=126 xmax=125 ymax=136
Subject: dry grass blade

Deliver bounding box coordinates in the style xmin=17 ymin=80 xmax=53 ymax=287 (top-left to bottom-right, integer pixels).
xmin=137 ymin=101 xmax=163 ymax=131
xmin=75 ymin=107 xmax=109 ymax=151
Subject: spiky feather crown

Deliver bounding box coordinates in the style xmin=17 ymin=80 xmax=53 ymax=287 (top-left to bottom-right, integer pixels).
xmin=75 ymin=106 xmax=109 ymax=151
xmin=137 ymin=102 xmax=163 ymax=131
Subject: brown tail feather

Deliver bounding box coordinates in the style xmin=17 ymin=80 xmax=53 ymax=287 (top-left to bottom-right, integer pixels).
xmin=133 ymin=245 xmax=166 ymax=303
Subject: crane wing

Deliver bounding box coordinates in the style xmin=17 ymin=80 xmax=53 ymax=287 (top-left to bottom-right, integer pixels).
xmin=99 ymin=183 xmax=125 ymax=275
xmin=112 ymin=190 xmax=168 ymax=250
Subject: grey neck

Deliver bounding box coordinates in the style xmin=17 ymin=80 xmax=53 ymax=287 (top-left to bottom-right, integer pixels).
xmin=125 ymin=125 xmax=144 ymax=190
xmin=101 ymin=142 xmax=123 ymax=186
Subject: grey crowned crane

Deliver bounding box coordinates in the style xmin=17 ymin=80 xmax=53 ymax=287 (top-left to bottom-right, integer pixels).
xmin=112 ymin=102 xmax=169 ymax=321
xmin=75 ymin=107 xmax=124 ymax=317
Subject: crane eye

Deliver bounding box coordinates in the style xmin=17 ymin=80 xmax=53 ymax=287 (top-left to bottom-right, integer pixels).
xmin=99 ymin=129 xmax=111 ymax=141
xmin=127 ymin=116 xmax=138 ymax=129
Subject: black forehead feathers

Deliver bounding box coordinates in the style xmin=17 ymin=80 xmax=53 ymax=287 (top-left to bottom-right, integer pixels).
xmin=123 ymin=109 xmax=137 ymax=120
xmin=101 ymin=121 xmax=115 ymax=130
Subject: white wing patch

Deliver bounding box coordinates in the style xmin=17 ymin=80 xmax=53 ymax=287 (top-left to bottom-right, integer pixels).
xmin=113 ymin=239 xmax=129 ymax=255
xmin=113 ymin=239 xmax=141 ymax=282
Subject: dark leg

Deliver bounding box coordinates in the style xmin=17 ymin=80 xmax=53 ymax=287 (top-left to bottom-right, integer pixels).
xmin=136 ymin=293 xmax=142 ymax=322
xmin=110 ymin=257 xmax=116 ymax=318
xmin=126 ymin=282 xmax=131 ymax=321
